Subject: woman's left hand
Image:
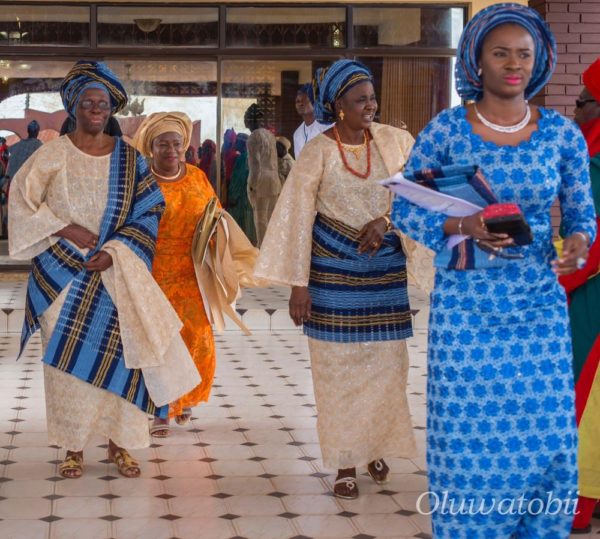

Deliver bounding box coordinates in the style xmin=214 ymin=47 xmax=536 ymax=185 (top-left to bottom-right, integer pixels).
xmin=358 ymin=217 xmax=388 ymax=256
xmin=552 ymin=233 xmax=589 ymax=276
xmin=84 ymin=251 xmax=113 ymax=272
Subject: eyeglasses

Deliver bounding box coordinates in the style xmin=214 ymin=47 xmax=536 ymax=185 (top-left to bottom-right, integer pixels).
xmin=78 ymin=99 xmax=111 ymax=111
xmin=576 ymin=98 xmax=597 ymax=109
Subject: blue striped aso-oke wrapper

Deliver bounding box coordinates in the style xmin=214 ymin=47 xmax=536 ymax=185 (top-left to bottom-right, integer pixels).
xmin=304 ymin=214 xmax=413 ymax=343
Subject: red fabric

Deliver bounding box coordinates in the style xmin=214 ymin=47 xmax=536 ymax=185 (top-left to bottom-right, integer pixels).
xmin=0 ymin=143 xmax=7 ymax=170
xmin=575 ymin=335 xmax=600 ymax=425
xmin=583 ymin=58 xmax=600 ymax=103
xmin=482 ymin=203 xmax=522 ymax=219
xmin=223 ymin=149 xmax=238 ymax=183
xmin=559 ymin=217 xmax=600 ymax=295
xmin=581 ymin=118 xmax=600 ymax=159
xmin=573 ymin=496 xmax=598 ymax=530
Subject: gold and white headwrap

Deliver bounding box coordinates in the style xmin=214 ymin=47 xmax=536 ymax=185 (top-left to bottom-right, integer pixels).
xmin=132 ymin=112 xmax=193 ymax=157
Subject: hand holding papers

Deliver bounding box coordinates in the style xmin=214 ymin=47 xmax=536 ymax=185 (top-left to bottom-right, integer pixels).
xmin=380 ymin=172 xmax=483 ymax=248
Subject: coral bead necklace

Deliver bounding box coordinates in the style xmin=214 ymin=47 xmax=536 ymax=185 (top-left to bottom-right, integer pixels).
xmin=333 ymin=125 xmax=372 ymax=179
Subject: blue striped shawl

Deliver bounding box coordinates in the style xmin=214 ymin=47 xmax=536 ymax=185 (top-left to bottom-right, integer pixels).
xmin=20 ymin=138 xmax=168 ymax=418
xmin=304 ymin=213 xmax=412 ymax=343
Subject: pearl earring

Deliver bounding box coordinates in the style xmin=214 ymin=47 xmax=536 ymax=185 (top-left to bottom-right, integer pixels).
xmin=477 ymin=68 xmax=483 ymax=77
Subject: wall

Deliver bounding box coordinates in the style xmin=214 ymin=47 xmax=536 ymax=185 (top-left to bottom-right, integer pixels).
xmin=530 ymin=0 xmax=599 ymax=117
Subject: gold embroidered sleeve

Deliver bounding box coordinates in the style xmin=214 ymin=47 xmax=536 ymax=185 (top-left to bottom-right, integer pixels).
xmin=254 ymin=139 xmax=325 ymax=287
xmin=8 ymin=143 xmax=68 ymax=260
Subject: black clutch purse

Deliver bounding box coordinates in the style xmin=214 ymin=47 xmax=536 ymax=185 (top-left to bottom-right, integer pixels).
xmin=482 ymin=203 xmax=533 ymax=246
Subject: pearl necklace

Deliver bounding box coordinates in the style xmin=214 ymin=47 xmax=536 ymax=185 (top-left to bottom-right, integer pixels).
xmin=151 ymin=163 xmax=182 ymax=181
xmin=474 ymin=102 xmax=531 ymax=134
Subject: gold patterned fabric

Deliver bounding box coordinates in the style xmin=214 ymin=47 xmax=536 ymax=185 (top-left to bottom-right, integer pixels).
xmin=309 ymin=339 xmax=416 ymax=469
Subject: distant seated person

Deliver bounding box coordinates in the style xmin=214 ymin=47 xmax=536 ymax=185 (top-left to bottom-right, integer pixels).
xmin=6 ymin=120 xmax=43 ymax=181
xmin=293 ymin=83 xmax=332 ymax=158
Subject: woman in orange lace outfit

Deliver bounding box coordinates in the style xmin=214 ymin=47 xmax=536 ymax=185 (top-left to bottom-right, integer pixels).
xmin=134 ymin=112 xmax=217 ymax=437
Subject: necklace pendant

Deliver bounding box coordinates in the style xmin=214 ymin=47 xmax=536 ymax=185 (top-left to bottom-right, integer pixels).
xmin=345 ymin=146 xmax=363 ymax=160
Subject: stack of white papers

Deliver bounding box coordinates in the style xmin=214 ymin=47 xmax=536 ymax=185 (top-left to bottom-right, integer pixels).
xmin=380 ymin=173 xmax=483 ymax=248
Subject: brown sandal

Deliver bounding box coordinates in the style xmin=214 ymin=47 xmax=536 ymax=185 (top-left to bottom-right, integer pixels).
xmin=59 ymin=453 xmax=83 ymax=479
xmin=108 ymin=447 xmax=141 ymax=478
xmin=174 ymin=407 xmax=192 ymax=426
xmin=367 ymin=459 xmax=390 ymax=485
xmin=333 ymin=476 xmax=359 ymax=499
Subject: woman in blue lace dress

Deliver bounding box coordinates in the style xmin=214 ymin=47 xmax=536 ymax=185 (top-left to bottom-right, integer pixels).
xmin=392 ymin=5 xmax=596 ymax=538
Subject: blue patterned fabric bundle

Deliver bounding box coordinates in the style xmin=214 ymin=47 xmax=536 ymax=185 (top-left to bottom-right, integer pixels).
xmin=312 ymin=59 xmax=373 ymax=124
xmin=60 ymin=60 xmax=128 ymax=119
xmin=455 ymin=2 xmax=556 ymax=101
xmin=404 ymin=164 xmax=528 ymax=270
xmin=304 ymin=213 xmax=413 ymax=343
xmin=20 ymin=140 xmax=168 ymax=417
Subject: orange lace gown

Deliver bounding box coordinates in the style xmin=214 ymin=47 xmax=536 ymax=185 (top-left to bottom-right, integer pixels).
xmin=152 ymin=164 xmax=217 ymax=418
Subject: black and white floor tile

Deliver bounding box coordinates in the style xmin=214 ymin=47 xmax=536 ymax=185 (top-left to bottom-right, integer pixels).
xmin=0 ymin=279 xmax=597 ymax=538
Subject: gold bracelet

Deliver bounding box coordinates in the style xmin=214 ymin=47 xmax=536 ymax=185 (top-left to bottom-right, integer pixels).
xmin=382 ymin=214 xmax=393 ymax=231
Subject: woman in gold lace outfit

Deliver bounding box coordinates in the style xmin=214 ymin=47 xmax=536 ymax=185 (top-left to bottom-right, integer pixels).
xmin=255 ymin=60 xmax=421 ymax=499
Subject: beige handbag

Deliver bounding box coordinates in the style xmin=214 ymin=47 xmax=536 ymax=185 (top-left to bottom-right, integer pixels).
xmin=192 ymin=196 xmax=222 ymax=267
xmin=192 ymin=197 xmax=262 ymax=335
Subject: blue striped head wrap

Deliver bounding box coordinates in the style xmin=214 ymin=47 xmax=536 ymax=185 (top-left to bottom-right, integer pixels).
xmin=60 ymin=60 xmax=128 ymax=119
xmin=313 ymin=60 xmax=373 ymax=123
xmin=455 ymin=3 xmax=556 ymax=101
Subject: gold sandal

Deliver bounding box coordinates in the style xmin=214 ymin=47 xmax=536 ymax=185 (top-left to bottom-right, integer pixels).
xmin=109 ymin=448 xmax=141 ymax=478
xmin=59 ymin=453 xmax=83 ymax=479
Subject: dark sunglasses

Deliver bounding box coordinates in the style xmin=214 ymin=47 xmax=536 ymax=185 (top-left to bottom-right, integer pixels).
xmin=576 ymin=98 xmax=597 ymax=109
xmin=79 ymin=99 xmax=111 ymax=111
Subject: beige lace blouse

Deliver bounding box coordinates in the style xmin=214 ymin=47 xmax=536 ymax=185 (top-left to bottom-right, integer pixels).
xmin=255 ymin=122 xmax=435 ymax=291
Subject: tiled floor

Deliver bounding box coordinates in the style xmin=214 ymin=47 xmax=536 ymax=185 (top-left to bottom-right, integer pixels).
xmin=0 ymin=281 xmax=597 ymax=539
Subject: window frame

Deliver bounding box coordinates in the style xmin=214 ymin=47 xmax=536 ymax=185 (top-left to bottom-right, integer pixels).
xmin=0 ymin=2 xmax=468 ymax=58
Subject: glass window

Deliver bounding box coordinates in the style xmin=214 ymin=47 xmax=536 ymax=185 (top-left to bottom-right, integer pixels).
xmin=358 ymin=56 xmax=454 ymax=136
xmin=0 ymin=58 xmax=218 ymax=145
xmin=0 ymin=5 xmax=89 ymax=47
xmin=97 ymin=6 xmax=218 ymax=47
xmin=0 ymin=58 xmax=219 ymax=228
xmin=353 ymin=7 xmax=464 ymax=49
xmin=226 ymin=7 xmax=346 ymax=48
xmin=220 ymin=59 xmax=338 ymax=151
